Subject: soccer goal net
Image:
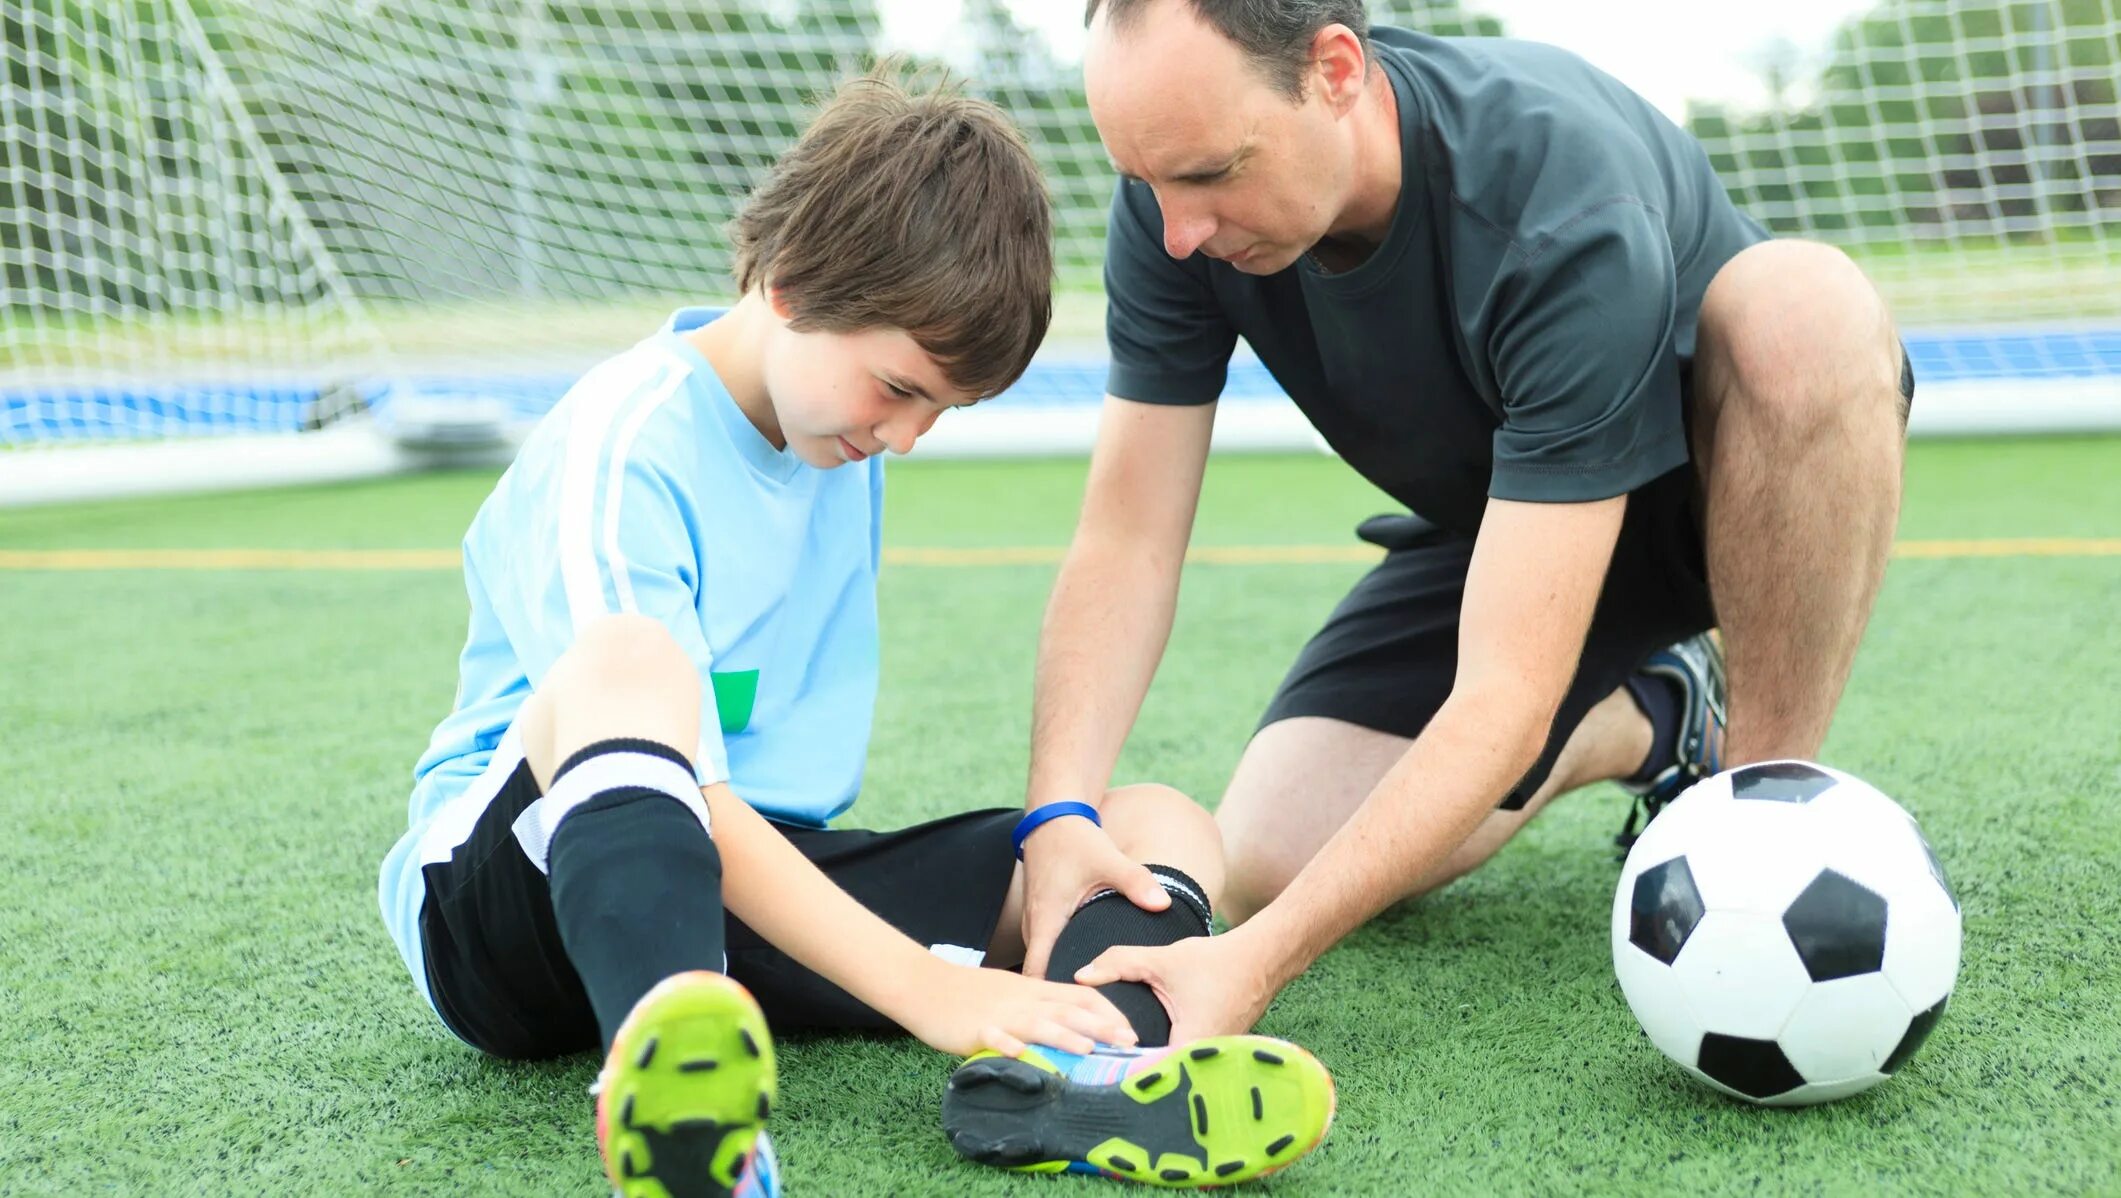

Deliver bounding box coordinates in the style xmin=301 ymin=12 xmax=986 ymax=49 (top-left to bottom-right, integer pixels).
xmin=4 ymin=0 xmax=2117 ymax=505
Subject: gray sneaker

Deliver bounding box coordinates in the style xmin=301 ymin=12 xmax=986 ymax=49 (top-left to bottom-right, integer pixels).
xmin=1616 ymin=630 xmax=1728 ymax=851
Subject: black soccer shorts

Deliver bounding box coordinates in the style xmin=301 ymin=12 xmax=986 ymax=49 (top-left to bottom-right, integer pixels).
xmin=1260 ymin=346 xmax=1915 ymax=810
xmin=417 ymin=754 xmax=1022 ymax=1060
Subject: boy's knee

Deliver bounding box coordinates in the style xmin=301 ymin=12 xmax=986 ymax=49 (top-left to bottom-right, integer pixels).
xmin=1101 ymin=783 xmax=1214 ymax=849
xmin=556 ymin=615 xmax=693 ymax=695
xmin=1101 ymin=783 xmax=1223 ymax=907
xmin=571 ymin=613 xmax=685 ymax=666
xmin=524 ymin=616 xmax=700 ymax=785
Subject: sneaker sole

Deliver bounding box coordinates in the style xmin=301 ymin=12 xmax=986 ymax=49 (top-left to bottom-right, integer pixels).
xmin=597 ymin=972 xmax=777 ymax=1198
xmin=942 ymin=1035 xmax=1335 ymax=1188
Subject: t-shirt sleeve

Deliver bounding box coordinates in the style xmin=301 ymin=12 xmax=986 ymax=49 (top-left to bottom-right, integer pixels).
xmin=1102 ymin=179 xmax=1239 ymax=405
xmin=512 ymin=414 xmax=732 ymax=788
xmin=1486 ymin=198 xmax=1689 ymax=503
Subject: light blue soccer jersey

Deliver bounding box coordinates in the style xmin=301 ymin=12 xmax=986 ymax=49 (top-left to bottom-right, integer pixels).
xmin=378 ymin=307 xmax=883 ymax=1003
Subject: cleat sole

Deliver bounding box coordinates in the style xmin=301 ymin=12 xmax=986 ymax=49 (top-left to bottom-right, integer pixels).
xmin=596 ymin=973 xmax=777 ymax=1198
xmin=941 ymin=1034 xmax=1334 ymax=1189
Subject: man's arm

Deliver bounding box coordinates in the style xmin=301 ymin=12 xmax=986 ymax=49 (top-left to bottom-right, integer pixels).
xmin=1240 ymin=493 xmax=1626 ymax=977
xmin=1016 ymin=395 xmax=1217 ymax=979
xmin=698 ymin=781 xmax=1136 ymax=1058
xmin=1079 ymin=494 xmax=1627 ymax=1034
xmin=1027 ymin=395 xmax=1215 ymax=809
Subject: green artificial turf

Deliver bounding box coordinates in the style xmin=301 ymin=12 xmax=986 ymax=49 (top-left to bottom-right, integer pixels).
xmin=1 ymin=439 xmax=2117 ymax=1195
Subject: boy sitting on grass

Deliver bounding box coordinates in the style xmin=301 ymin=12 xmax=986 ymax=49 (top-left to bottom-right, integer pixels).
xmin=377 ymin=71 xmax=1334 ymax=1196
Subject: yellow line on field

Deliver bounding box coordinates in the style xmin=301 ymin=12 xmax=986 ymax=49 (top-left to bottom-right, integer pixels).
xmin=0 ymin=538 xmax=2116 ymax=572
xmin=888 ymin=546 xmax=1066 ymax=566
xmin=0 ymin=548 xmax=463 ymax=570
xmin=1889 ymin=537 xmax=2121 ymax=558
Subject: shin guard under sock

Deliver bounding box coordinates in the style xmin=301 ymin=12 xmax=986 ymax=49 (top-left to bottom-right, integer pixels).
xmin=1043 ymin=865 xmax=1212 ymax=1046
xmin=542 ymin=737 xmax=726 ymax=1051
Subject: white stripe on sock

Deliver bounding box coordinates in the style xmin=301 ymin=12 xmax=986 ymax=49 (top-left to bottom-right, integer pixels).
xmin=510 ymin=750 xmax=708 ymax=873
xmin=1149 ymin=869 xmax=1210 ymax=920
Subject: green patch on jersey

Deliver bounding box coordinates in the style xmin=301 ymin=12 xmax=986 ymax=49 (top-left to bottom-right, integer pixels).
xmin=710 ymin=669 xmax=759 ymax=734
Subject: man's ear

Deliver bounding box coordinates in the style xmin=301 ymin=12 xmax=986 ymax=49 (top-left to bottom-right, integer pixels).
xmin=1312 ymin=23 xmax=1368 ymax=115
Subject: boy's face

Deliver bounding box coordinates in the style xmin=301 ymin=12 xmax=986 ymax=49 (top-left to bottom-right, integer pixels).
xmin=763 ymin=321 xmax=982 ymax=469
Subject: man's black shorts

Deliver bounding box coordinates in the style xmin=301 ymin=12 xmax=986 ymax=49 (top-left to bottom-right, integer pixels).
xmin=1259 ymin=348 xmax=1916 ymax=810
xmin=417 ymin=756 xmax=1021 ymax=1060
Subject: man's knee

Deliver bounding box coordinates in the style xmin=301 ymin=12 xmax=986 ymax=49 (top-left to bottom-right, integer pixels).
xmin=1699 ymin=239 xmax=1903 ymax=434
xmin=1219 ymin=836 xmax=1297 ymax=928
xmin=1219 ymin=796 xmax=1307 ymax=927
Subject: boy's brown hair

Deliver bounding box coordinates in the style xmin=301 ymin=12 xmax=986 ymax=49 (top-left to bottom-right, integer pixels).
xmin=732 ymin=69 xmax=1053 ymax=399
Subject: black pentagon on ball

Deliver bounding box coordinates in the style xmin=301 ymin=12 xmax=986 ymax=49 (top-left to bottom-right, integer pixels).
xmin=1782 ymin=869 xmax=1889 ymax=981
xmin=1697 ymin=1033 xmax=1806 ymax=1100
xmin=1882 ymin=994 xmax=1948 ymax=1074
xmin=1630 ymin=857 xmax=1706 ymax=965
xmin=1729 ymin=760 xmax=1839 ymax=803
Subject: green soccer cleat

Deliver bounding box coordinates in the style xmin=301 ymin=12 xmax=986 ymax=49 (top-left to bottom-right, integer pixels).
xmin=595 ymin=971 xmax=781 ymax=1198
xmin=942 ymin=1035 xmax=1336 ymax=1188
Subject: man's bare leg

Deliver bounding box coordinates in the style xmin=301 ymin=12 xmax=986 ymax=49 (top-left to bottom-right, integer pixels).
xmin=1691 ymin=239 xmax=1908 ymax=764
xmin=1217 ymin=688 xmax=1652 ymax=924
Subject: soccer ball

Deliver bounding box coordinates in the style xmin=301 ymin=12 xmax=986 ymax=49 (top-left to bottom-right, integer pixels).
xmin=1611 ymin=760 xmax=1961 ymax=1106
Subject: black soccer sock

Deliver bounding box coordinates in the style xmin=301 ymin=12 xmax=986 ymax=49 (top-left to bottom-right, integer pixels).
xmin=1622 ymin=670 xmax=1685 ymax=786
xmin=1042 ymin=864 xmax=1213 ymax=1048
xmin=542 ymin=737 xmax=726 ymax=1051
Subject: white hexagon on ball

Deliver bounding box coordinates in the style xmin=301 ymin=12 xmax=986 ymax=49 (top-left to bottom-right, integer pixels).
xmin=1669 ymin=909 xmax=1815 ymax=1040
xmin=1778 ymin=973 xmax=1913 ymax=1082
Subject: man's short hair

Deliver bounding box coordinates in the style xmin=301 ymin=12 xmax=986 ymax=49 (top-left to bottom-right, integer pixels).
xmin=1085 ymin=0 xmax=1370 ymax=99
xmin=731 ymin=69 xmax=1052 ymax=399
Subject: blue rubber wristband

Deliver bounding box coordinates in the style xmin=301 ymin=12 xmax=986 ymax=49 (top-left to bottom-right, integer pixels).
xmin=1012 ymin=801 xmax=1102 ymax=860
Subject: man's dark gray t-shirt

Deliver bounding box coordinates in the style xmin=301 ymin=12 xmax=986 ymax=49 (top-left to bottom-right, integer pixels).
xmin=1104 ymin=28 xmax=1770 ymax=536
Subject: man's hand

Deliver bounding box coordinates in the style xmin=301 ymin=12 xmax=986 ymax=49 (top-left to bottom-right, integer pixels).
xmin=1019 ymin=815 xmax=1173 ymax=981
xmin=1073 ymin=930 xmax=1278 ymax=1043
xmin=893 ymin=958 xmax=1138 ymax=1059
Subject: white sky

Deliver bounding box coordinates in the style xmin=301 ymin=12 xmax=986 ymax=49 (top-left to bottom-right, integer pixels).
xmin=876 ymin=0 xmax=1878 ymax=120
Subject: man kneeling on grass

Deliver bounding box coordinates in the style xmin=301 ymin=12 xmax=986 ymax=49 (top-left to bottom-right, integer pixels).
xmin=375 ymin=71 xmax=1334 ymax=1196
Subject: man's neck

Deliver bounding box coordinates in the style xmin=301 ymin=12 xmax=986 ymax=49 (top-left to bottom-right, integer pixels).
xmin=1312 ymin=69 xmax=1403 ymax=271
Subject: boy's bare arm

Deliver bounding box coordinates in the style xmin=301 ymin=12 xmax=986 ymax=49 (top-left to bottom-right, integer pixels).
xmin=697 ymin=782 xmax=1136 ymax=1058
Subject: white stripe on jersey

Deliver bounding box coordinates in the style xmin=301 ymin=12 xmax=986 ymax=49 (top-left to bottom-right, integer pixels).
xmin=558 ymin=352 xmax=691 ymax=629
xmin=603 ymin=351 xmax=692 ymax=617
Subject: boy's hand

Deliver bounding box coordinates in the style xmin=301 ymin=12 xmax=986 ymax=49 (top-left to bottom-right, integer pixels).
xmin=1019 ymin=815 xmax=1171 ymax=982
xmin=896 ymin=960 xmax=1139 ymax=1058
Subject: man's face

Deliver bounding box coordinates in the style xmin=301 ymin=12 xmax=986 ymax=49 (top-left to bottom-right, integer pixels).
xmin=1085 ymin=0 xmax=1353 ymax=274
